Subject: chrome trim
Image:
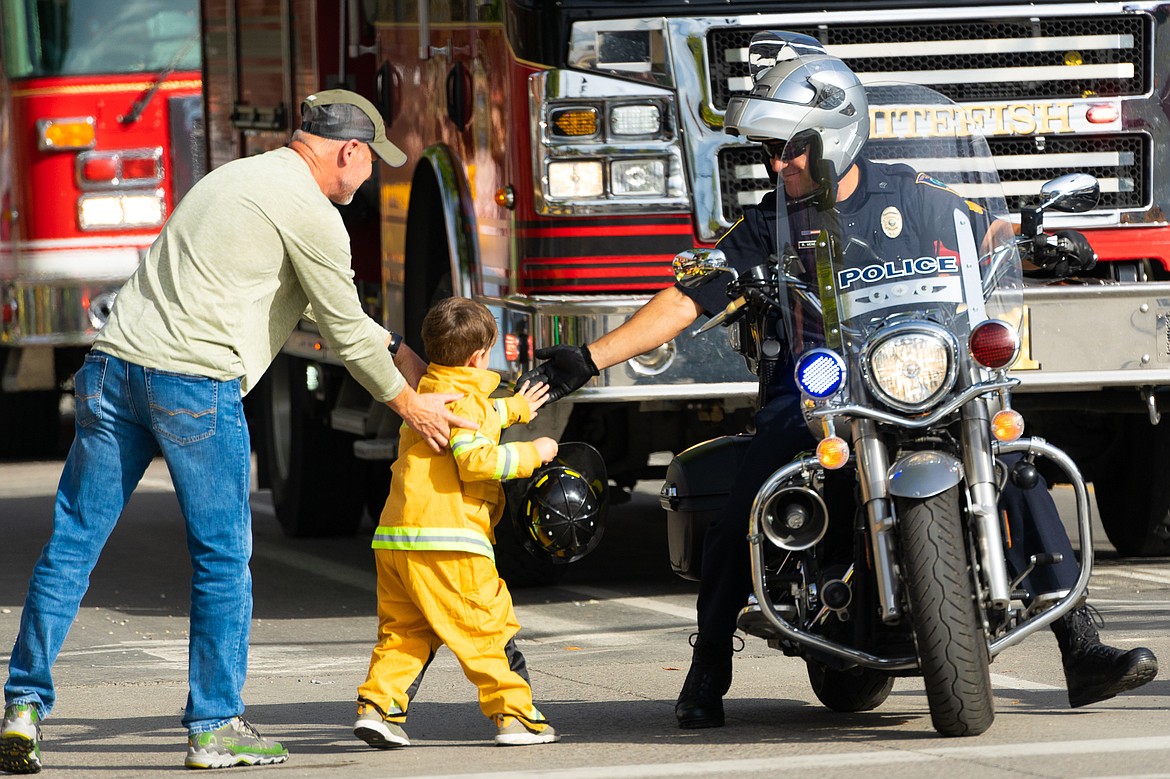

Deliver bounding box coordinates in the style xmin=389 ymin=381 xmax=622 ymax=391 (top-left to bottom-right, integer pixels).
xmin=748 ymin=455 xmax=918 ymax=670
xmin=288 ymin=293 xmax=759 ymax=403
xmin=745 ymin=436 xmax=1093 ymax=668
xmin=529 ymin=69 xmax=689 ymax=215
xmin=0 ymin=281 xmax=123 ymax=345
xmin=886 ymin=450 xmax=964 ymax=499
xmin=419 ymin=145 xmax=477 ymax=299
xmin=969 ymin=318 xmax=1021 ymax=369
xmin=76 ymin=189 xmax=167 ymax=231
xmin=1013 ymin=281 xmax=1170 ymax=391
xmin=567 ymin=17 xmax=673 ymax=88
xmin=989 ymin=438 xmax=1093 ymax=655
xmin=75 ymin=147 xmax=164 ymax=191
xmin=811 ymin=377 xmax=1018 ymax=428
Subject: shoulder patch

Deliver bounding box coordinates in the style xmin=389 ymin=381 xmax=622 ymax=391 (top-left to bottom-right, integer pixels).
xmin=915 ymin=172 xmax=960 ymax=196
xmin=964 ymin=199 xmax=985 ymax=215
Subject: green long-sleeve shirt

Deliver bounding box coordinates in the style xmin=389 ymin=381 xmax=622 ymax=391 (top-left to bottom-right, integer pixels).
xmin=95 ymin=146 xmax=404 ymax=400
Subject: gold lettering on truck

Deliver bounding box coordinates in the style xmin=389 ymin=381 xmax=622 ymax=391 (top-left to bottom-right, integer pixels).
xmin=870 ymin=103 xmax=1074 ymax=139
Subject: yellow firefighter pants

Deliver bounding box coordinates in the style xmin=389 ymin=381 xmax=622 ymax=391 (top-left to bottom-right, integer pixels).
xmin=357 ymin=548 xmax=540 ymax=723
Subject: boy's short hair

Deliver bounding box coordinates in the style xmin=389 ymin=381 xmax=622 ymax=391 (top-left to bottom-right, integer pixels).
xmin=422 ymin=297 xmax=498 ymax=366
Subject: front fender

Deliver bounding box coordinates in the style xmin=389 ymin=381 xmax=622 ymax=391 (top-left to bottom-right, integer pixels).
xmin=887 ymin=451 xmax=964 ymax=499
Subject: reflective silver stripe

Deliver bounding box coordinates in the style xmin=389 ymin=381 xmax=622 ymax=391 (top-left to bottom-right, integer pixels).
xmin=500 ymin=442 xmax=527 ymax=480
xmin=372 ymin=527 xmax=495 ymax=561
xmin=452 ymin=431 xmax=494 ymax=457
xmin=494 ymin=398 xmax=509 ymax=425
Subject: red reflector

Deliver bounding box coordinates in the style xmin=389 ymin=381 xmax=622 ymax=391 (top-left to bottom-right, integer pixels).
xmin=121 ymin=156 xmax=159 ymax=180
xmin=82 ymin=156 xmax=118 ymax=183
xmin=1086 ymin=104 xmax=1120 ymax=124
xmin=969 ymin=320 xmax=1019 ymax=369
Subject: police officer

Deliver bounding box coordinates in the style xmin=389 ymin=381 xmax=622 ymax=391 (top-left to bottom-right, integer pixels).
xmin=523 ymin=36 xmax=1157 ymax=728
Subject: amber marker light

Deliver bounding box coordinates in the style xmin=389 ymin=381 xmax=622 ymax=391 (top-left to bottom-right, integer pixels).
xmin=817 ymin=436 xmax=850 ymax=470
xmin=551 ymin=107 xmax=599 ymax=137
xmin=992 ymin=408 xmax=1025 ymax=442
xmin=494 ymin=185 xmax=515 ymax=209
xmin=37 ymin=117 xmax=96 ymax=150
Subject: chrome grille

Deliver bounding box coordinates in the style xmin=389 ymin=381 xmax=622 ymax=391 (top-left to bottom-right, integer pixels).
xmin=708 ymin=16 xmax=1147 ymax=107
xmin=708 ymin=13 xmax=1150 ymax=224
xmin=719 ymin=134 xmax=1146 ymax=221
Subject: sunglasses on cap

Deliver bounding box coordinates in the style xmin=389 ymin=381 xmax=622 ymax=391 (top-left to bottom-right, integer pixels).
xmin=762 ymin=135 xmax=813 ymax=160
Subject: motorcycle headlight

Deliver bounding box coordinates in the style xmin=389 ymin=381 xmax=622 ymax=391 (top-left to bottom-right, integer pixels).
xmin=863 ymin=323 xmax=957 ymax=412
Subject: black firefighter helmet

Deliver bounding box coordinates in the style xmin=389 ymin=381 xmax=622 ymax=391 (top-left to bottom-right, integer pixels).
xmin=512 ymin=442 xmax=607 ymax=564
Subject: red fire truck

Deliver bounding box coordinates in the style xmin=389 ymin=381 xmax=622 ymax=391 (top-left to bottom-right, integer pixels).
xmin=200 ymin=0 xmax=1170 ymax=571
xmin=0 ymin=0 xmax=204 ymax=458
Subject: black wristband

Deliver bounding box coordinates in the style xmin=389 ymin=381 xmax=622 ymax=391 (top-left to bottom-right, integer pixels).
xmin=387 ymin=331 xmax=403 ymax=355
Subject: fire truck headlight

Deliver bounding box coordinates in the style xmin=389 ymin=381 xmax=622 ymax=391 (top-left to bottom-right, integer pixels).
xmin=547 ymin=161 xmax=604 ymax=199
xmin=121 ymin=194 xmax=165 ymax=225
xmin=78 ymin=191 xmax=166 ymax=230
xmin=610 ymin=104 xmax=662 ymax=137
xmin=611 ymin=159 xmax=666 ymax=196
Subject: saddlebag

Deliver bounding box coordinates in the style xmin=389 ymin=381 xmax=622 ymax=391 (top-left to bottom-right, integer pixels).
xmin=659 ymin=434 xmax=754 ymax=580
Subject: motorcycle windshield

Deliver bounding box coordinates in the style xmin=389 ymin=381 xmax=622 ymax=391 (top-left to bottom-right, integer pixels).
xmin=774 ymin=81 xmax=1023 ymax=361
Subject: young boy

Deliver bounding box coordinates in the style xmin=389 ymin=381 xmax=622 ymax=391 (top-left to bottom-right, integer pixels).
xmin=354 ymin=297 xmax=561 ymax=748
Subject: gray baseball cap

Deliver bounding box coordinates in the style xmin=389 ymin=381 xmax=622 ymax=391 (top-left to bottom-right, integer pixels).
xmin=300 ymin=89 xmax=407 ymax=167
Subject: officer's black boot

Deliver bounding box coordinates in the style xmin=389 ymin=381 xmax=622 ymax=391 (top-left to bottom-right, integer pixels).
xmin=675 ymin=634 xmax=733 ymax=729
xmin=1052 ymin=605 xmax=1158 ymax=708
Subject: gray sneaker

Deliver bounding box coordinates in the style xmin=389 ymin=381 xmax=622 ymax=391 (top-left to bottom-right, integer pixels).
xmin=493 ymin=714 xmax=560 ymax=746
xmin=353 ymin=701 xmax=409 ymax=749
xmin=184 ymin=717 xmax=288 ymax=769
xmin=0 ymin=704 xmax=42 ymax=774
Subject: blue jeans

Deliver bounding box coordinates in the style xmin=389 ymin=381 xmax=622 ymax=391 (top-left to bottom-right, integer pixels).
xmin=4 ymin=351 xmax=253 ymax=734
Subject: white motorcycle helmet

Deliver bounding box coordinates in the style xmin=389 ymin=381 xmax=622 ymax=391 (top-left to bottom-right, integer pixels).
xmin=724 ymin=35 xmax=869 ymax=181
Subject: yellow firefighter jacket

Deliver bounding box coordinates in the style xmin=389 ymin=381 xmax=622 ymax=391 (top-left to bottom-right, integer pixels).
xmin=371 ymin=364 xmax=543 ymax=562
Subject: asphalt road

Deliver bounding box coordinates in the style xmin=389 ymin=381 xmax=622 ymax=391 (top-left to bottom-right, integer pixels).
xmin=1 ymin=458 xmax=1169 ymax=778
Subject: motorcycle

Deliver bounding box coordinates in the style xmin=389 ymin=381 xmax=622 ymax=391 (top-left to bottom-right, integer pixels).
xmin=661 ymin=77 xmax=1101 ymax=737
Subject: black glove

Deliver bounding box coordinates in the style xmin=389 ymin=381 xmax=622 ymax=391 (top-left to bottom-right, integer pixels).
xmin=1028 ymin=229 xmax=1097 ymax=278
xmin=516 ymin=344 xmax=600 ymax=403
xmin=1050 ymin=229 xmax=1097 ymax=275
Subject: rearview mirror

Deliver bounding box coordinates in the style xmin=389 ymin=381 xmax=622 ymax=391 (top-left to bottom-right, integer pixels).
xmin=672 ymin=248 xmax=733 ymax=288
xmin=1040 ymin=173 xmax=1100 ymax=213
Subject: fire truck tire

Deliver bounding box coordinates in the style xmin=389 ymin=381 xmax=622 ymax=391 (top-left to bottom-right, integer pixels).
xmin=255 ymin=355 xmax=365 ymax=537
xmin=0 ymin=390 xmax=63 ymax=460
xmin=1092 ymin=418 xmax=1170 ymax=557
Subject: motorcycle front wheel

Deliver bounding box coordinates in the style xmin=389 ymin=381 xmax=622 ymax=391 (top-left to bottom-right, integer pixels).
xmin=806 ymin=661 xmax=895 ymax=712
xmin=897 ymin=488 xmax=995 ymax=737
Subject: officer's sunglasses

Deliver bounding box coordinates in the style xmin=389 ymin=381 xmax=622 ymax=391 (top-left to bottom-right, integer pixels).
xmin=762 ymin=136 xmax=813 ymax=160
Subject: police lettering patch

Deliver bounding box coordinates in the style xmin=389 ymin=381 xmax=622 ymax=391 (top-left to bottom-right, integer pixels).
xmin=881 ymin=206 xmax=902 ymax=238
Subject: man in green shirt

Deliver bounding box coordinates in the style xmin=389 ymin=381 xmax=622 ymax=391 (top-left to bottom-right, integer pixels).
xmin=0 ymin=90 xmax=473 ymax=773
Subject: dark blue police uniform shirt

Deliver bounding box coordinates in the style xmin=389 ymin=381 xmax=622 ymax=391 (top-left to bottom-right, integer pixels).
xmin=678 ymin=157 xmax=986 ymax=319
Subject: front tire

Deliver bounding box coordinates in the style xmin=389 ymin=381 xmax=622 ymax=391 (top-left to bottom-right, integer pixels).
xmin=897 ymin=489 xmax=994 ymax=737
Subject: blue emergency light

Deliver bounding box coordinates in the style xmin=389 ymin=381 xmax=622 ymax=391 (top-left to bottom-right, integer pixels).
xmin=795 ymin=348 xmax=846 ymax=398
